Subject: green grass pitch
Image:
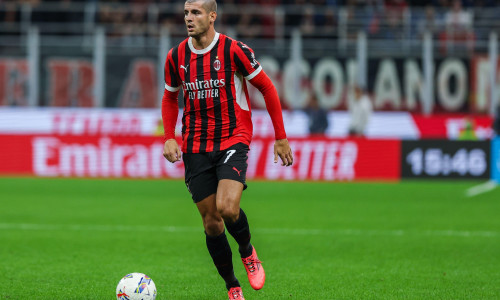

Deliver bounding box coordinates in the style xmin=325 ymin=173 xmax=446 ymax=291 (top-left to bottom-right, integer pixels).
xmin=1 ymin=177 xmax=499 ymax=299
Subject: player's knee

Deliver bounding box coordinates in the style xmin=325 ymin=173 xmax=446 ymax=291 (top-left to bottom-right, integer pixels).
xmin=203 ymin=215 xmax=224 ymax=236
xmin=218 ymin=202 xmax=240 ymax=223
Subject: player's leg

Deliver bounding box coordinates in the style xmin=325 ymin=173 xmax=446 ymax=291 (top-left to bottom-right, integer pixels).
xmin=183 ymin=153 xmax=240 ymax=291
xmin=216 ymin=179 xmax=265 ymax=290
xmin=216 ymin=143 xmax=265 ymax=290
xmin=196 ymin=194 xmax=240 ymax=291
xmin=216 ymin=179 xmax=252 ymax=256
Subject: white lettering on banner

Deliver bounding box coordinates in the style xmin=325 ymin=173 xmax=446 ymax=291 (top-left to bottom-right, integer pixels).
xmin=264 ymin=140 xmax=357 ymax=180
xmin=312 ymin=58 xmax=344 ymax=109
xmin=474 ymin=58 xmax=500 ymax=112
xmin=338 ymin=142 xmax=357 ymax=180
xmin=251 ymin=56 xmax=492 ymax=113
xmin=374 ymin=59 xmax=402 ymax=110
xmin=4 ymin=56 xmax=500 ymax=113
xmin=52 ymin=113 xmax=142 ymax=135
xmin=437 ymin=58 xmax=467 ymax=111
xmin=283 ymin=59 xmax=310 ymax=109
xmin=32 ymin=137 xmax=184 ymax=178
xmin=33 ymin=137 xmax=60 ymax=176
xmin=404 ymin=60 xmax=425 ymax=111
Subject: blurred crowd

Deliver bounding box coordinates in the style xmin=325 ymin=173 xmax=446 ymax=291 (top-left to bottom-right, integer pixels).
xmin=1 ymin=0 xmax=500 ymax=46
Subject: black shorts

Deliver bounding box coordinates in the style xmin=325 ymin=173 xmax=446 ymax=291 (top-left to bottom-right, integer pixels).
xmin=182 ymin=143 xmax=249 ymax=203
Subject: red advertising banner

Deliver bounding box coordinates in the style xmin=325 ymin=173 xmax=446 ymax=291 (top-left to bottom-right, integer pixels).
xmin=412 ymin=114 xmax=494 ymax=139
xmin=0 ymin=135 xmax=401 ymax=181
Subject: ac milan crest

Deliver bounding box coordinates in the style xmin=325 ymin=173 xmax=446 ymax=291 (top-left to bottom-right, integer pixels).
xmin=213 ymin=59 xmax=221 ymax=71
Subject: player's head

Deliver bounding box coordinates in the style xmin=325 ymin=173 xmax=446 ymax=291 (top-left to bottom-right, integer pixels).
xmin=184 ymin=0 xmax=217 ymax=39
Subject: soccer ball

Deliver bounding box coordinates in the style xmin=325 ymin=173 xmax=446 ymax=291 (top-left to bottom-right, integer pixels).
xmin=116 ymin=272 xmax=157 ymax=300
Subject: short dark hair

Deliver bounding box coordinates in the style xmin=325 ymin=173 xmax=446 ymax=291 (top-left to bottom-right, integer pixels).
xmin=185 ymin=0 xmax=217 ymax=13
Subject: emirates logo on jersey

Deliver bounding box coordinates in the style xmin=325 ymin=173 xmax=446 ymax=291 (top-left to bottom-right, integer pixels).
xmin=182 ymin=78 xmax=225 ymax=92
xmin=213 ymin=59 xmax=221 ymax=71
xmin=183 ymin=78 xmax=226 ymax=101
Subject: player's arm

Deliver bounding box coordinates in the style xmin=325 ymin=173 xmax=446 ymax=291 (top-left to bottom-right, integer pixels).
xmin=249 ymin=70 xmax=293 ymax=167
xmin=234 ymin=41 xmax=293 ymax=166
xmin=161 ymin=88 xmax=182 ymax=163
xmin=162 ymin=49 xmax=182 ymax=163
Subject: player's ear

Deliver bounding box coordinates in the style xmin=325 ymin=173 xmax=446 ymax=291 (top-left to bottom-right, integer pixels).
xmin=210 ymin=11 xmax=217 ymax=23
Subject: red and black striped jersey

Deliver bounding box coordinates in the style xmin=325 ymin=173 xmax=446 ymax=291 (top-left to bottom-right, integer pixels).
xmin=164 ymin=32 xmax=262 ymax=153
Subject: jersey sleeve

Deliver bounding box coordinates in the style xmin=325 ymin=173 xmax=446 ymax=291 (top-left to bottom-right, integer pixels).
xmin=249 ymin=70 xmax=287 ymax=140
xmin=161 ymin=88 xmax=180 ymax=141
xmin=164 ymin=48 xmax=181 ymax=92
xmin=233 ymin=41 xmax=263 ymax=81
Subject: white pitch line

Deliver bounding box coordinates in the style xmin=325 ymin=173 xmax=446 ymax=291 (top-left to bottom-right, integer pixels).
xmin=0 ymin=223 xmax=498 ymax=238
xmin=465 ymin=180 xmax=498 ymax=197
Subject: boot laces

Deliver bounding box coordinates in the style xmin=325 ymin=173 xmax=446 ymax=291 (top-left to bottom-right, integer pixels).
xmin=229 ymin=288 xmax=242 ymax=299
xmin=243 ymin=256 xmax=262 ymax=273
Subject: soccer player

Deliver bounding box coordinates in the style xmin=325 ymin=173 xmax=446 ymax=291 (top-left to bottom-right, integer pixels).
xmin=161 ymin=0 xmax=293 ymax=299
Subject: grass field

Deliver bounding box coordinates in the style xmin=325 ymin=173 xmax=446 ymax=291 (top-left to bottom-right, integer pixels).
xmin=1 ymin=177 xmax=499 ymax=299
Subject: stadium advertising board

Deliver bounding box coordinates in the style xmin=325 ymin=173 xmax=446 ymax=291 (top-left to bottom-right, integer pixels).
xmin=0 ymin=135 xmax=401 ymax=181
xmin=492 ymin=137 xmax=500 ymax=183
xmin=1 ymin=56 xmax=498 ymax=113
xmin=412 ymin=114 xmax=494 ymax=140
xmin=401 ymin=140 xmax=490 ymax=179
xmin=0 ymin=108 xmax=494 ymax=140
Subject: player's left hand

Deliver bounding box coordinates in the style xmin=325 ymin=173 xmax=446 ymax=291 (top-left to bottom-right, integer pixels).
xmin=274 ymin=139 xmax=293 ymax=167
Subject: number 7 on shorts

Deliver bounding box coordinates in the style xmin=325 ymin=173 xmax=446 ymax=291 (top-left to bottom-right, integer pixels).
xmin=224 ymin=149 xmax=236 ymax=164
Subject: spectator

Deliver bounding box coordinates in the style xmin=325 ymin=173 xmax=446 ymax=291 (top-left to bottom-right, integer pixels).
xmin=258 ymin=0 xmax=278 ymax=39
xmin=121 ymin=4 xmax=147 ymax=47
xmin=0 ymin=0 xmax=21 ymax=35
xmin=305 ymin=93 xmax=329 ymax=135
xmin=98 ymin=0 xmax=126 ymax=38
xmin=440 ymin=0 xmax=474 ymax=54
xmin=445 ymin=0 xmax=472 ymax=31
xmin=159 ymin=2 xmax=185 ymax=37
xmin=299 ymin=5 xmax=316 ymax=37
xmin=236 ymin=12 xmax=261 ymax=39
xmin=217 ymin=0 xmax=239 ymax=35
xmin=348 ymin=85 xmax=373 ymax=137
xmin=417 ymin=5 xmax=442 ymax=38
xmin=319 ymin=7 xmax=337 ymax=37
xmin=379 ymin=0 xmax=407 ymax=39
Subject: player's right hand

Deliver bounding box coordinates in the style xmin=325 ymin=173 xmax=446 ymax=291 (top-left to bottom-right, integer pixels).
xmin=163 ymin=139 xmax=182 ymax=163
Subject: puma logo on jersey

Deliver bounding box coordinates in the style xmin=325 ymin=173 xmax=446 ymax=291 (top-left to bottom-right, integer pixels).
xmin=180 ymin=64 xmax=189 ymax=72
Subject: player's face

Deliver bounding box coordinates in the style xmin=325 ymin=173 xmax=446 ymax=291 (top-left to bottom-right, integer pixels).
xmin=184 ymin=1 xmax=214 ymax=38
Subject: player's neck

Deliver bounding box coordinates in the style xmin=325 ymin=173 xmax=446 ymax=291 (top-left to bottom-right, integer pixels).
xmin=191 ymin=28 xmax=216 ymax=50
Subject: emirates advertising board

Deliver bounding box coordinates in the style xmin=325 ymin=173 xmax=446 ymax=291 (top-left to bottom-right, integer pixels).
xmin=1 ymin=55 xmax=499 ymax=113
xmin=0 ymin=135 xmax=401 ymax=181
xmin=2 ymin=107 xmax=498 ymax=181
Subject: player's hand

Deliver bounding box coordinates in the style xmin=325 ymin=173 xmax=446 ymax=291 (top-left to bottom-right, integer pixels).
xmin=163 ymin=139 xmax=182 ymax=163
xmin=274 ymin=139 xmax=293 ymax=167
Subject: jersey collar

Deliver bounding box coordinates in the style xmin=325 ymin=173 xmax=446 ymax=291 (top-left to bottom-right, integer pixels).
xmin=188 ymin=32 xmax=220 ymax=55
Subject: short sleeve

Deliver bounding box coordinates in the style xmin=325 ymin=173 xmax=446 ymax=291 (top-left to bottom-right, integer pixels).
xmin=164 ymin=48 xmax=181 ymax=92
xmin=233 ymin=41 xmax=263 ymax=80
